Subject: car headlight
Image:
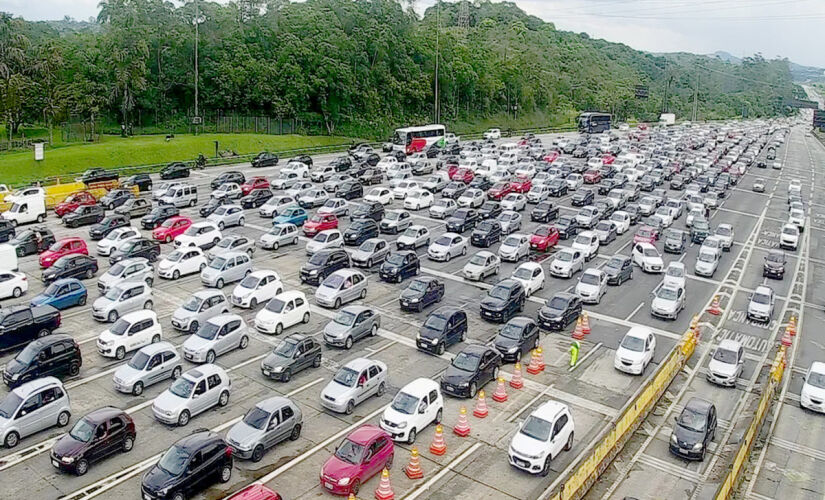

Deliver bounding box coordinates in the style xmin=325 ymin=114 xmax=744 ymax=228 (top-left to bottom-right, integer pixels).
xmin=338 ymin=477 xmax=351 ymax=486
xmin=507 ymin=347 xmax=518 ymax=353
xmin=692 ymin=442 xmax=703 ymax=451
xmin=410 ymin=298 xmax=420 ymax=303
xmin=670 ymin=434 xmax=677 ymax=444
xmin=459 ymin=382 xmax=469 ymax=387
xmin=10 ymin=373 xmax=19 ymax=381
xmin=273 ymin=367 xmax=284 ymax=373
xmin=396 ymin=421 xmax=408 ymax=429
xmin=61 ymin=456 xmax=75 ymax=464
xmin=159 ymin=487 xmax=170 ymax=496
xmin=309 ymin=270 xmax=318 ymax=275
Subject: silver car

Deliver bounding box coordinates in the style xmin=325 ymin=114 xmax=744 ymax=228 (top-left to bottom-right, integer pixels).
xmin=92 ymin=281 xmax=153 ymax=323
xmin=200 ymin=251 xmax=253 ymax=288
xmin=0 ymin=377 xmax=71 ymax=448
xmin=427 ymin=233 xmax=468 ymax=262
xmin=152 ymin=364 xmax=231 ymax=426
xmin=207 ymin=204 xmax=245 ymax=230
xmin=225 ymin=396 xmax=303 ymax=462
xmin=182 ymin=314 xmax=250 ymax=364
xmin=379 ymin=209 xmax=412 ymax=234
xmin=171 ymin=290 xmax=230 ymax=333
xmin=97 ymin=257 xmax=154 ymax=294
xmin=323 ymin=305 xmax=381 ymax=349
xmin=297 ymin=188 xmax=328 ymax=208
xmin=499 ymin=234 xmax=530 ymax=262
xmin=320 ymin=358 xmax=388 ymax=414
xmin=463 ymin=251 xmax=501 ymax=281
xmin=351 ymin=238 xmax=390 ymax=267
xmin=259 ymin=195 xmax=296 ymax=218
xmin=429 ymin=198 xmax=457 ymax=219
xmin=206 ymin=235 xmax=255 ymax=261
xmin=258 ymin=223 xmax=299 ymax=250
xmin=318 ymin=198 xmax=350 ymax=218
xmin=112 ymin=342 xmax=183 ymax=396
xmin=497 ymin=210 xmax=522 ymax=234
xmin=396 ymin=225 xmax=430 ymax=251
xmin=315 ymin=269 xmax=368 ymax=308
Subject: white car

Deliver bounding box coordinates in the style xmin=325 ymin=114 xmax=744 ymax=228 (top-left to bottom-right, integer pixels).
xmin=463 ymin=251 xmax=501 ymax=281
xmin=609 ymin=211 xmax=631 ymax=234
xmin=254 ymin=290 xmax=311 ymax=335
xmin=714 ymin=224 xmax=735 ymax=251
xmin=572 ymin=231 xmax=600 ymax=262
xmin=457 ymin=188 xmax=486 ymax=208
xmin=429 ymin=198 xmax=457 ymax=219
xmin=663 ymin=262 xmax=686 ymax=289
xmin=653 ymin=206 xmax=674 ymax=228
xmin=317 ymin=198 xmax=350 ymax=218
xmin=376 ymin=156 xmax=398 ymax=171
xmin=746 ymin=285 xmax=774 ymax=323
xmin=393 ymin=180 xmax=421 ymax=200
xmin=632 ymin=242 xmax=663 ymax=273
xmin=685 ymin=208 xmax=703 ymax=227
xmin=259 ymin=195 xmax=296 ymax=218
xmin=380 ymin=378 xmax=444 ymax=443
xmin=788 ymin=179 xmax=802 ymax=195
xmin=515 ymin=164 xmax=537 ymax=179
xmin=788 ymin=208 xmax=805 ymax=230
xmin=365 ymin=187 xmax=393 ymax=205
xmin=779 ymin=223 xmax=799 ymax=250
xmin=284 ymin=181 xmax=313 ymax=198
xmin=707 ymin=339 xmax=744 ymax=387
xmin=575 ymin=268 xmax=607 ymax=304
xmin=501 ymin=193 xmax=527 ymax=212
xmin=498 ymin=234 xmax=530 ymax=262
xmin=427 ymin=233 xmax=468 ymax=262
xmin=0 ymin=270 xmax=27 ymax=299
xmin=549 ymin=247 xmax=585 ymax=278
xmin=96 ymin=310 xmax=162 ymax=360
xmin=305 ymin=229 xmax=344 ymax=255
xmin=565 ymin=174 xmax=583 ymax=191
xmin=174 ymin=222 xmax=222 ymax=249
xmin=511 ymin=262 xmax=545 ymax=296
xmin=96 ymin=226 xmax=141 ymax=256
xmin=694 ymin=248 xmax=720 ymax=277
xmin=231 ymin=270 xmax=283 ymax=309
xmin=614 ymin=326 xmax=656 ymax=375
xmin=526 ymin=185 xmax=551 ymax=203
xmin=483 ymin=128 xmax=501 ymax=140
xmin=404 ymin=189 xmax=434 ymax=210
xmin=700 ymin=236 xmax=723 ymax=258
xmin=211 ymin=183 xmax=242 ymax=200
xmin=508 ymin=401 xmax=575 ymax=476
xmin=801 ymin=362 xmax=825 ymax=413
xmin=158 ymin=247 xmax=207 ymax=280
xmin=281 ymin=161 xmax=309 ymax=178
xmin=650 ymin=284 xmax=685 ymax=319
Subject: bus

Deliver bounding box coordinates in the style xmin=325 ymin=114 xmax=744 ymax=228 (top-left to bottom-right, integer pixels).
xmin=577 ymin=112 xmax=611 ymax=134
xmin=392 ymin=124 xmax=446 ymax=154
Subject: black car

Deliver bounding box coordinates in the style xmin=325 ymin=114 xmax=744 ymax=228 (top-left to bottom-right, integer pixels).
xmin=114 ymin=198 xmax=152 ymax=219
xmin=63 ymin=205 xmax=106 ymax=228
xmin=330 ymin=156 xmax=352 ymax=172
xmin=160 ymin=162 xmax=190 ymax=180
xmin=603 ymin=254 xmax=633 ymax=285
xmin=441 ymin=181 xmax=467 ymax=200
xmin=571 ymin=188 xmax=594 ymax=207
xmin=109 ymin=238 xmax=161 ymax=265
xmin=763 ymin=249 xmax=786 ymax=279
xmin=446 ymin=208 xmax=478 ymax=233
xmin=51 ymin=407 xmax=137 ymax=476
xmin=351 ymin=201 xmax=384 ymax=222
xmin=122 ymin=173 xmax=153 ymax=192
xmin=379 ymin=251 xmax=420 ymax=283
xmin=471 ymin=220 xmax=502 ymax=247
xmin=556 ymin=216 xmax=579 ymax=240
xmin=478 ymin=201 xmax=502 ymax=220
xmin=480 ymin=279 xmax=526 ymax=323
xmin=240 ymin=188 xmax=273 ymax=209
xmin=594 ymin=200 xmax=614 ymax=218
xmin=80 ymin=168 xmax=119 ymax=184
xmin=251 ymin=151 xmax=279 ymax=168
xmin=199 ymin=196 xmax=230 ymax=218
xmin=669 ymin=397 xmax=717 ymax=461
xmin=469 ymin=176 xmax=493 ymax=191
xmin=290 ymin=154 xmax=313 ymax=167
xmin=625 ymin=204 xmax=641 ymax=224
xmin=386 ymin=150 xmax=406 ymax=162
xmin=639 ymin=175 xmax=655 ymax=192
xmin=89 ymin=214 xmax=129 ymax=240
xmin=344 ymin=218 xmax=379 ymax=246
xmin=537 ymin=292 xmax=582 ymax=330
xmin=9 ymin=227 xmax=55 ymax=257
xmin=43 ymin=254 xmax=99 ymax=284
xmin=440 ymin=345 xmax=502 ymax=398
xmin=663 ymin=229 xmax=687 ymax=254
xmin=357 ymin=168 xmax=383 ymax=185
xmin=141 ymin=430 xmax=233 ymax=500
xmin=0 ymin=219 xmax=15 ymax=243
xmin=3 ymin=334 xmax=82 ymax=388
xmin=597 ymin=179 xmax=616 ymax=196
xmin=417 ymin=307 xmax=467 ymax=355
xmin=547 ymin=179 xmax=568 ymax=197
xmin=99 ymin=189 xmax=134 ymax=211
xmin=493 ymin=317 xmax=540 ymax=363
xmin=531 ymin=201 xmax=558 ymax=223
xmin=399 ymin=277 xmax=444 ymax=312
xmin=338 ymin=180 xmax=363 ymax=200
xmin=299 ymin=248 xmax=350 ymax=285
xmin=360 ymin=153 xmax=381 ymax=167
xmin=141 ymin=205 xmax=179 ymax=229
xmin=211 ymin=171 xmax=246 ymax=189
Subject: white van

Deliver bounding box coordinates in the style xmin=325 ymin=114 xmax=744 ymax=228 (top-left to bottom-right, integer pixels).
xmin=1 ymin=196 xmax=46 ymax=226
xmin=0 ymin=244 xmax=19 ymax=271
xmin=4 ymin=187 xmax=45 ymax=205
xmin=159 ymin=184 xmax=198 ymax=208
xmin=499 ymin=142 xmax=519 ymax=154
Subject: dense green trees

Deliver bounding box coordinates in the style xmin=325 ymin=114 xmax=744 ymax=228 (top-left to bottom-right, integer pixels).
xmin=0 ymin=0 xmax=798 ymax=141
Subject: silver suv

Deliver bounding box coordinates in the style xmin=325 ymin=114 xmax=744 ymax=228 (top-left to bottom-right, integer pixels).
xmin=182 ymin=314 xmax=250 ymax=364
xmin=92 ymin=281 xmax=153 ymax=323
xmin=201 ymin=251 xmax=253 ymax=288
xmin=112 ymin=342 xmax=183 ymax=396
xmin=97 ymin=257 xmax=153 ymax=294
xmin=0 ymin=377 xmax=71 ymax=448
xmin=225 ymin=396 xmax=303 ymax=462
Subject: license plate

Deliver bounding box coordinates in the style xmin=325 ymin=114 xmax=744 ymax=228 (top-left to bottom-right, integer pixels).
xmin=324 ymin=482 xmax=334 ymax=490
xmin=679 ymin=447 xmax=691 ymax=455
xmin=184 ymin=353 xmax=192 ymax=360
xmin=52 ymin=459 xmax=59 ymax=468
xmin=144 ymin=494 xmax=153 ymax=500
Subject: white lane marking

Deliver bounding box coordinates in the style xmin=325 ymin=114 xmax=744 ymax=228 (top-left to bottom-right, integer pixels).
xmin=403 ymin=442 xmax=484 ymax=500
xmin=569 ymin=342 xmax=603 ymax=372
xmin=625 ymin=302 xmax=645 ymax=321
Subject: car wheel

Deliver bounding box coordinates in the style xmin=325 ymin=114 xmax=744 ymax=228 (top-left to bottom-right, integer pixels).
xmin=172 ymin=366 xmax=182 ymax=379
xmin=469 ymin=382 xmax=478 ymax=398
xmin=219 ymin=390 xmax=230 ymax=406
xmin=345 ymin=336 xmax=354 ymax=350
xmin=78 ymin=294 xmax=87 ymax=306
xmin=350 ymin=479 xmax=361 ymax=496
xmin=108 ymin=311 xmax=118 ymax=323
xmin=437 ymin=342 xmax=446 ymax=355
xmin=565 ymin=431 xmax=574 ymax=451
xmin=275 ymin=323 xmax=283 ymax=335
xmin=239 ymin=217 xmax=245 ymax=226
xmin=290 ymin=423 xmax=302 ymax=441
xmin=219 ymin=463 xmax=232 ymax=483
xmin=206 ymin=350 xmax=216 ymax=364
xmin=4 ymin=431 xmax=19 ymax=448
xmin=189 ymin=321 xmax=199 ymax=334
xmin=377 ymin=382 xmax=386 ymax=397
xmin=239 ymin=335 xmax=249 ymax=349
xmin=144 ymin=300 xmax=153 ymax=310
xmin=216 ymin=278 xmax=224 ymax=289
xmin=146 ymin=277 xmax=154 ymax=287
xmin=407 ymin=428 xmax=417 ymax=444
xmin=251 ymin=445 xmax=265 ymax=463
xmin=75 ymin=458 xmax=89 ymax=476
xmin=57 ymin=410 xmax=70 ymax=427
xmin=302 ymin=312 xmax=311 ymax=323
xmin=292 ymin=237 xmax=298 ymax=245
xmin=359 ymin=288 xmax=367 ymax=299
xmin=345 ymin=401 xmax=355 ymax=415
xmin=313 ymin=355 xmax=322 ymax=368
xmin=123 ymin=435 xmax=134 ymax=452
xmin=461 ymin=246 xmax=467 ymax=256
xmin=115 ymin=346 xmax=126 ymax=360
xmin=132 ymin=381 xmax=144 ymax=396
xmin=540 ymin=456 xmax=552 ymax=477
xmin=218 ymin=222 xmax=225 ymax=231
xmin=334 ymin=297 xmax=342 ymax=309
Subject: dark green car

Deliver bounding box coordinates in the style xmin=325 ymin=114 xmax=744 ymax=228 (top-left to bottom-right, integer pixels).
xmin=691 ymin=218 xmax=711 ymax=243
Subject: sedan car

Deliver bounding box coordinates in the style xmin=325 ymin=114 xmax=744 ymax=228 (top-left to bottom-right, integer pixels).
xmin=706 ymin=340 xmax=744 ymax=388
xmin=315 ymin=269 xmax=368 ymax=309
xmin=157 ymin=247 xmax=207 ymax=280
xmin=549 ymin=248 xmax=585 ymax=278
xmin=114 ymin=198 xmax=152 ymax=219
xmin=427 ymin=233 xmax=468 ymax=262
xmin=379 ymin=251 xmax=419 ymax=283
xmin=110 ymin=343 xmax=180 ymax=397
xmin=575 ymin=268 xmax=607 ymax=304
xmin=531 ymin=201 xmax=559 ymax=223
xmin=650 ymin=285 xmax=686 ymax=319
xmin=669 ymin=398 xmax=717 ymax=461
xmin=498 ymin=234 xmax=530 ymax=262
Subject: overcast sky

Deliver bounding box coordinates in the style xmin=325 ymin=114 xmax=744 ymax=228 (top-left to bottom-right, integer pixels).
xmin=4 ymin=0 xmax=824 ymax=67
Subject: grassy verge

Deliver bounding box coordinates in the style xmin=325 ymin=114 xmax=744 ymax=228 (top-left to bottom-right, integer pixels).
xmin=0 ymin=133 xmax=354 ymax=185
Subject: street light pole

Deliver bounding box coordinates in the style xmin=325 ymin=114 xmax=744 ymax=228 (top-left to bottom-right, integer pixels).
xmin=434 ymin=0 xmax=440 ymax=124
xmin=194 ymin=0 xmax=200 ymax=134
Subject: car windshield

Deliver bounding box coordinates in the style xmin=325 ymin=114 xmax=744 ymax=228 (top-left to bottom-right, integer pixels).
xmin=169 ymin=377 xmax=195 ymax=399
xmin=520 ymin=415 xmax=552 ymax=442
xmin=242 ymin=406 xmax=271 ymax=430
xmin=716 ymin=226 xmax=731 ymax=236
xmin=513 ymin=266 xmax=533 ymax=280
xmin=208 ymin=257 xmax=227 ymax=270
xmin=109 ymin=318 xmax=130 ymax=336
xmin=434 ymin=236 xmax=452 ymax=246
xmin=391 ymin=391 xmax=419 ymax=415
xmin=334 ymin=309 xmax=357 ymax=326
xmin=423 ymin=314 xmax=447 ymax=331
xmin=47 ymin=241 xmax=64 ymax=252
xmin=0 ymin=393 xmax=22 ymax=419
xmin=558 ymin=217 xmax=573 ymax=227
xmin=657 ymin=287 xmax=679 ymax=300
xmin=402 ymin=227 xmax=419 ymax=238
xmin=499 ymin=323 xmax=524 ymax=340
xmin=308 ymin=253 xmax=328 ymax=265
xmin=408 ymin=279 xmax=428 ymax=292
xmin=322 ymin=274 xmax=345 ymax=289
xmin=157 ymin=445 xmax=190 ymax=476
xmin=334 ymin=438 xmax=364 ymax=465
xmin=386 ymin=212 xmax=402 ymax=221
xmin=678 ymin=407 xmax=707 ymax=433
xmin=606 ymin=258 xmax=624 ymax=271
xmin=782 ymin=226 xmax=797 ymax=235
xmin=69 ymin=418 xmax=95 ymax=443
xmin=489 ymin=285 xmax=511 ymax=300
xmin=128 ymin=350 xmax=150 ymax=370
xmin=807 ymin=371 xmax=825 ymax=389
xmin=766 ymin=252 xmax=783 ymax=263
xmin=478 ymin=221 xmax=495 ymax=232
xmin=451 ymin=351 xmax=480 ymax=372
xmin=265 ymin=297 xmax=286 ymax=314
xmin=713 ymin=347 xmax=738 ymax=364
xmin=643 ymin=248 xmax=659 ymax=258
xmin=333 ymin=367 xmax=359 ymax=387
xmin=621 ymin=335 xmax=645 ymax=352
xmin=580 ymin=273 xmax=600 ymax=285
xmin=556 ymin=251 xmax=573 ymax=262
xmin=753 ymin=292 xmax=771 ymax=305
xmin=696 ymin=251 xmax=716 ymax=263
xmin=239 ymin=275 xmax=260 ymax=289
xmin=666 ymin=266 xmax=684 ymax=278
xmin=196 ymin=321 xmax=220 ymax=340
xmin=104 ymin=287 xmax=124 ymax=301
xmin=182 ymin=295 xmax=204 ymax=312
xmin=183 ymin=226 xmax=200 ymax=236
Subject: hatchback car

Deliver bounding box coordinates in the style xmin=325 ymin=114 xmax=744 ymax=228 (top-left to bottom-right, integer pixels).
xmin=396 ymin=225 xmax=431 ymax=251
xmin=669 ymin=398 xmax=717 ymax=461
xmin=399 ymin=277 xmax=444 ymax=312
xmin=440 ymin=345 xmax=502 ymax=398
xmin=747 ymin=286 xmax=775 ymax=323
xmin=575 ymin=269 xmax=608 ymax=304
xmin=3 ymin=334 xmax=82 ymax=388
xmin=508 ymin=401 xmax=574 ymax=476
xmin=92 ymin=281 xmax=153 ymax=323
xmin=603 ymin=254 xmax=633 ymax=285
xmin=538 ymin=292 xmax=582 ymax=330
xmin=706 ymin=339 xmax=744 ymax=387
xmin=763 ymin=249 xmax=786 ymax=279
xmin=380 ymin=378 xmax=443 ymax=444
xmin=549 ymin=247 xmax=585 ymax=278
xmin=41 ymin=254 xmax=99 ymax=284
xmin=650 ymin=285 xmax=686 ymax=320
xmin=480 ymin=279 xmax=526 ymax=323
xmin=50 ymin=406 xmax=136 ymax=476
xmin=201 ymin=251 xmax=253 ymax=289
xmin=427 ymin=233 xmax=468 ymax=262
xmin=109 ymin=237 xmax=161 ymax=265
xmin=315 ymin=269 xmax=368 ymax=309
xmin=260 ymin=334 xmax=322 ymax=382
xmin=226 ymin=396 xmax=302 ymax=462
xmin=323 ymin=305 xmax=380 ymax=349
xmin=113 ymin=341 xmax=182 ymax=395
xmin=499 ymin=234 xmax=530 ymax=263
xmin=614 ymin=326 xmax=656 ymax=375
xmin=152 ymin=364 xmax=231 ymax=426
xmin=417 ymin=307 xmax=468 ymax=355
xmin=320 ymin=359 xmax=388 ymax=414
xmin=299 ymin=248 xmax=351 ymax=285
xmin=320 ymin=425 xmax=394 ymax=496
xmin=96 ymin=309 xmax=162 ymax=360
xmin=88 ymin=214 xmax=130 ymax=241
xmin=0 ymin=377 xmax=71 ymax=448
xmin=254 ymin=290 xmax=311 ymax=335
xmin=493 ymin=317 xmax=540 ymax=363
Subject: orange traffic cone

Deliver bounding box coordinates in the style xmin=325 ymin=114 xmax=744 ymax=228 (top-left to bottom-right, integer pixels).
xmin=349 ymin=494 xmax=358 ymax=500
xmin=572 ymin=317 xmax=585 ymax=340
xmin=429 ymin=424 xmax=447 ymax=455
xmin=453 ymin=406 xmax=471 ymax=437
xmin=788 ymin=315 xmax=797 ymax=336
xmin=472 ymin=390 xmax=489 ymax=418
xmin=510 ymin=362 xmax=524 ymax=389
xmin=492 ymin=377 xmax=509 ymax=402
xmin=535 ymin=347 xmax=545 ymax=371
xmin=581 ymin=312 xmax=591 ymax=335
xmin=526 ymin=348 xmax=543 ymax=374
xmin=781 ymin=328 xmax=792 ymax=347
xmin=374 ymin=468 xmax=395 ymax=500
xmin=404 ymin=446 xmax=424 ymax=479
xmin=708 ymin=295 xmax=722 ymax=315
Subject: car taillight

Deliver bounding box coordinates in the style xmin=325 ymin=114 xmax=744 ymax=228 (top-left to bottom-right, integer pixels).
xmin=21 ymin=276 xmax=26 ymax=281
xmin=56 ymin=313 xmax=61 ymax=327
xmin=225 ymin=446 xmax=233 ymax=457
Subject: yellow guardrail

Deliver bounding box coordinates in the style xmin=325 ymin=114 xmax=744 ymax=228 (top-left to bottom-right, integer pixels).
xmin=714 ymin=346 xmax=787 ymax=499
xmin=0 ymin=181 xmax=137 ymax=212
xmin=547 ymin=320 xmax=701 ymax=500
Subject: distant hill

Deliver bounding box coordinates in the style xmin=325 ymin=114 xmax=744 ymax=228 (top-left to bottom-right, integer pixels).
xmin=709 ymin=50 xmax=824 ymax=82
xmin=710 ymin=51 xmax=742 ymax=65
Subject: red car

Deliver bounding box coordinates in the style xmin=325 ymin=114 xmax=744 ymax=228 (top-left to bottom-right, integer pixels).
xmin=601 ymin=154 xmax=616 ymax=165
xmin=39 ymin=237 xmax=88 ymax=268
xmin=450 ymin=167 xmax=474 ymax=184
xmin=510 ymin=176 xmax=532 ymax=194
xmin=633 ymin=225 xmax=658 ymax=244
xmin=542 ymin=151 xmax=560 ymax=163
xmin=303 ymin=213 xmax=338 ymax=237
xmin=530 ymin=225 xmax=560 ymax=252
xmin=227 ymin=485 xmax=282 ymax=500
xmin=583 ymin=169 xmax=602 ymax=184
xmin=54 ymin=191 xmax=96 ymax=218
xmin=241 ymin=176 xmax=269 ymax=196
xmin=152 ymin=215 xmax=193 ymax=243
xmin=638 ymin=123 xmax=649 ymax=131
xmin=320 ymin=425 xmax=394 ymax=496
xmin=488 ymin=182 xmax=514 ymax=201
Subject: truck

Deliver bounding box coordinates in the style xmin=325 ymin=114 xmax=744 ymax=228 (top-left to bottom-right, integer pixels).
xmin=0 ymin=304 xmax=62 ymax=352
xmin=659 ymin=113 xmax=676 ymax=126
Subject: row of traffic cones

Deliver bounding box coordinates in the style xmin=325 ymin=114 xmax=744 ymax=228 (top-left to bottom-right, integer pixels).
xmin=571 ymin=313 xmax=592 ymax=340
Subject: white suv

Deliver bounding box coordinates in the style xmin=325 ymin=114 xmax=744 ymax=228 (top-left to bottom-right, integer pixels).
xmin=97 ymin=310 xmax=162 ymax=360
xmin=779 ymin=223 xmax=799 ymax=250
xmin=508 ymin=401 xmax=574 ymax=476
xmin=380 ymin=378 xmax=444 ymax=444
xmin=615 ymin=326 xmax=656 ymax=375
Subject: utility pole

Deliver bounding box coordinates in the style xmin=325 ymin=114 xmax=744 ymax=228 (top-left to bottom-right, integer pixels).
xmin=193 ymin=0 xmax=201 ymax=134
xmin=434 ymin=0 xmax=440 ymax=124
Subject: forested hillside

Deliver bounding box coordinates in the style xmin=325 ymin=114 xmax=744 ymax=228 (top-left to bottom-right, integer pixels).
xmin=0 ymin=0 xmax=800 ymax=140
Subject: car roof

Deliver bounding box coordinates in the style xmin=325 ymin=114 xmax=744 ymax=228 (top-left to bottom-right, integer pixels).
xmin=532 ymin=400 xmax=569 ymax=421
xmin=120 ymin=309 xmax=157 ymax=322
xmin=506 ymin=316 xmax=535 ymax=328
xmin=172 ymin=429 xmax=222 ymax=451
xmin=208 ymin=313 xmax=243 ymax=326
xmin=346 ymin=424 xmax=387 ymax=445
xmin=340 ymin=304 xmax=372 ymax=315
xmin=625 ymin=326 xmax=652 ymax=339
xmin=330 ymin=269 xmax=364 ymax=279
xmin=51 ymin=277 xmax=83 ymax=286
xmin=256 ymin=396 xmax=293 ymax=413
xmin=82 ymin=406 xmax=129 ymax=424
xmin=193 ymin=289 xmax=224 ymax=300
xmin=718 ymin=339 xmax=742 ymax=351
xmin=684 ymin=397 xmax=714 ymax=413
xmin=516 ymin=262 xmax=541 ymax=271
xmin=183 ymin=364 xmax=225 ymax=380
xmin=275 ymin=290 xmax=305 ymax=301
xmin=810 ymin=362 xmax=825 ymax=374
xmin=344 ymin=357 xmax=383 ymax=372
xmin=399 ymin=378 xmax=439 ymax=397
xmin=459 ymin=344 xmax=492 ymax=357
xmin=12 ymin=376 xmax=63 ymax=397
xmin=754 ymin=285 xmax=773 ymax=294
xmin=137 ymin=341 xmax=176 ymax=356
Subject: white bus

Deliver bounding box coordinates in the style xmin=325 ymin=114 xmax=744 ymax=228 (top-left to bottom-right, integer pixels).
xmin=392 ymin=124 xmax=446 ymax=154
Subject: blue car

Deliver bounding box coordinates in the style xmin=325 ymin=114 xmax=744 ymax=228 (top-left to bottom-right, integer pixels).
xmin=273 ymin=206 xmax=309 ymax=226
xmin=30 ymin=278 xmax=88 ymax=310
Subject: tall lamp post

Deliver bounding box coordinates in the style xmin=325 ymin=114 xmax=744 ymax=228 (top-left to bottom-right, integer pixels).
xmin=193 ymin=0 xmax=205 ymax=133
